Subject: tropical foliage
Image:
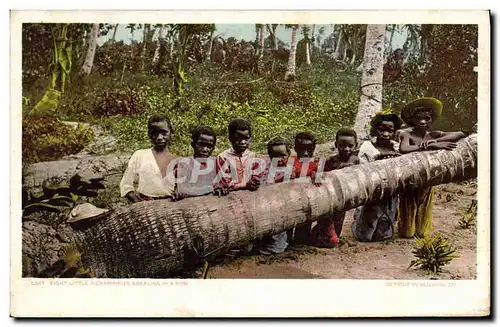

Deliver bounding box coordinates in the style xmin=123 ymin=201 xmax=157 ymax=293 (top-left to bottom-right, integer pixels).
xmin=22 ymin=23 xmax=478 ymax=162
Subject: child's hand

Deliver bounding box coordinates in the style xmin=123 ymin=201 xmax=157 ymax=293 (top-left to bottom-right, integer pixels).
xmin=171 ymin=192 xmax=185 ymax=202
xmin=310 ymin=172 xmax=322 ymax=187
xmin=421 ymin=140 xmax=437 ymax=149
xmin=429 ymin=141 xmax=457 ymax=151
xmin=247 ymin=178 xmax=261 ymax=191
xmin=126 ymin=191 xmax=142 ymax=203
xmin=213 ymin=187 xmax=229 ymax=197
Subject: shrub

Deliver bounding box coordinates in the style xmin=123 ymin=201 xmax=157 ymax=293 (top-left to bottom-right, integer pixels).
xmin=94 ymin=87 xmax=146 ymax=118
xmin=22 ymin=115 xmax=94 ymax=163
xmin=268 ymin=79 xmax=314 ymax=108
xmin=458 ymin=200 xmax=477 ymax=229
xmin=408 ymin=233 xmax=459 ymax=273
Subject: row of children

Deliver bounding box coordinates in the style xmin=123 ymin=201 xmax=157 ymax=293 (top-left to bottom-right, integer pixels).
xmin=119 ymin=97 xmax=469 ymax=255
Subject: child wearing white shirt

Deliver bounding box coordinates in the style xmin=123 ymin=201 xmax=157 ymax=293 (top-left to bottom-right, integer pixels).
xmin=120 ymin=114 xmax=177 ymax=202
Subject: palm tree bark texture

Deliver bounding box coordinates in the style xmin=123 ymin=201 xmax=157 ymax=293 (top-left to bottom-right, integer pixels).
xmin=73 ymin=135 xmax=478 ymax=278
xmin=353 ymin=24 xmax=386 ymax=141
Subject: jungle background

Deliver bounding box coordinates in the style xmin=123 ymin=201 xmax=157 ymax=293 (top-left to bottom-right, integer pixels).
xmin=21 ymin=23 xmax=479 ymax=279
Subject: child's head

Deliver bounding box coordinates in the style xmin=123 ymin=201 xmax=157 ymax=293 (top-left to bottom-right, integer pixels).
xmin=267 ymin=136 xmax=291 ymax=165
xmin=335 ymin=128 xmax=357 ymax=161
xmin=401 ymin=97 xmax=443 ymax=131
xmin=148 ymin=114 xmax=173 ymax=151
xmin=228 ymin=118 xmax=252 ymax=154
xmin=191 ymin=125 xmax=216 ymax=158
xmin=294 ymin=132 xmax=316 ymax=158
xmin=369 ymin=112 xmax=402 ymax=143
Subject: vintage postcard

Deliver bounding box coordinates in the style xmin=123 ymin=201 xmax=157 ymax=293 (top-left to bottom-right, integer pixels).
xmin=10 ymin=9 xmax=490 ymax=317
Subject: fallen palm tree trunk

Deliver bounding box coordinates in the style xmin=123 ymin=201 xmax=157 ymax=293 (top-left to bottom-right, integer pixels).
xmin=73 ymin=135 xmax=478 ymax=278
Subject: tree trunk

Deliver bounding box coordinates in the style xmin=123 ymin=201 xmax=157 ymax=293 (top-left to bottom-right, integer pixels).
xmin=73 ymin=135 xmax=477 ymax=278
xmin=259 ymin=24 xmax=265 ymax=59
xmin=353 ymin=24 xmax=386 ymax=141
xmin=273 ymin=27 xmax=278 ymax=51
xmin=111 ymin=23 xmax=119 ymax=43
xmin=80 ymin=23 xmax=99 ymax=76
xmin=310 ymin=24 xmax=316 ymax=58
xmin=420 ymin=24 xmax=434 ymax=63
xmin=386 ymin=25 xmax=395 ymax=60
xmin=285 ymin=26 xmax=298 ymax=80
xmin=153 ymin=25 xmax=164 ymax=64
xmin=330 ymin=24 xmax=336 ymax=53
xmin=305 ymin=41 xmax=311 ymax=65
xmin=140 ymin=24 xmax=150 ymax=72
xmin=206 ymin=28 xmax=214 ymax=61
xmin=333 ymin=28 xmax=343 ymax=59
xmin=349 ymin=51 xmax=356 ymax=66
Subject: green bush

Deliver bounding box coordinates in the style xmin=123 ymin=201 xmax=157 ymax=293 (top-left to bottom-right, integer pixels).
xmin=94 ymin=87 xmax=146 ymax=118
xmin=103 ymin=65 xmax=362 ymax=157
xmin=22 ymin=115 xmax=94 ymax=163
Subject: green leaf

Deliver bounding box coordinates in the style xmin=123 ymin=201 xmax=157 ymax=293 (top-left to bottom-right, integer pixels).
xmin=70 ymin=192 xmax=79 ymax=202
xmin=23 ymin=202 xmax=63 ymax=214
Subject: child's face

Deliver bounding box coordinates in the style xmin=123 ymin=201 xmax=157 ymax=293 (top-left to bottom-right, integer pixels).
xmin=229 ymin=129 xmax=251 ymax=153
xmin=374 ymin=121 xmax=395 ymax=142
xmin=295 ymin=139 xmax=315 ymax=158
xmin=148 ymin=121 xmax=171 ymax=151
xmin=411 ymin=109 xmax=433 ymax=130
xmin=335 ymin=135 xmax=356 ymax=161
xmin=192 ymin=134 xmax=215 ymax=158
xmin=268 ymin=144 xmax=290 ymax=166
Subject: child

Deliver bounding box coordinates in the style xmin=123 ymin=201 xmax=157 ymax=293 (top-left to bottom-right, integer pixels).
xmin=213 ymin=118 xmax=265 ymax=196
xmin=172 ymin=125 xmax=217 ymax=201
xmin=352 ymin=110 xmax=402 ymax=242
xmin=309 ymin=128 xmax=360 ymax=248
xmin=289 ymin=132 xmax=322 ymax=245
xmin=120 ymin=114 xmax=177 ymax=203
xmin=398 ymin=97 xmax=468 ymax=238
xmin=253 ymin=136 xmax=294 ymax=255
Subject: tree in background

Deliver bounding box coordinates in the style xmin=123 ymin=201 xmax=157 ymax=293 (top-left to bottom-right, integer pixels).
xmin=353 ymin=24 xmax=386 ymax=141
xmin=80 ymin=23 xmax=100 ymax=76
xmin=29 ymin=24 xmax=72 ymax=116
xmin=284 ymin=24 xmax=299 ymax=81
xmin=383 ymin=24 xmax=478 ymax=132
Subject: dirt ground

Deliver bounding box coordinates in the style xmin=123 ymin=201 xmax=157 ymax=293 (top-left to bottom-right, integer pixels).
xmin=204 ymin=182 xmax=478 ymax=280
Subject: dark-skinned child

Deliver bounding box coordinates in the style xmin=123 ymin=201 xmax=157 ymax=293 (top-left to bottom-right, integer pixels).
xmin=120 ymin=114 xmax=177 ymax=203
xmin=289 ymin=132 xmax=322 ymax=245
xmin=397 ymin=97 xmax=468 ymax=238
xmin=213 ymin=118 xmax=265 ymax=196
xmin=352 ymin=109 xmax=402 ymax=242
xmin=172 ymin=125 xmax=218 ymax=201
xmin=309 ymin=128 xmax=360 ymax=248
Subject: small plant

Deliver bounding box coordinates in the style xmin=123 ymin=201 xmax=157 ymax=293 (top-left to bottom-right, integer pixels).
xmin=408 ymin=233 xmax=459 ymax=273
xmin=22 ymin=174 xmax=105 ymax=218
xmin=28 ymin=244 xmax=93 ymax=278
xmin=181 ymin=235 xmax=225 ymax=279
xmin=458 ymin=199 xmax=477 ymax=229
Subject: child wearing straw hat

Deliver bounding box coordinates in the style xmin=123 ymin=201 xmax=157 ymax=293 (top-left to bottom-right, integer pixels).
xmin=397 ymin=97 xmax=468 ymax=238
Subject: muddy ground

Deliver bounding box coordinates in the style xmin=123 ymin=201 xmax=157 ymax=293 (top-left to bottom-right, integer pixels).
xmin=202 ymin=182 xmax=478 ymax=280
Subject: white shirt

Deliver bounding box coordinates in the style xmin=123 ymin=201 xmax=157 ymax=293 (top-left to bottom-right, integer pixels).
xmin=119 ymin=148 xmax=176 ymax=198
xmin=174 ymin=156 xmax=216 ymax=197
xmin=358 ymin=140 xmax=399 ymax=163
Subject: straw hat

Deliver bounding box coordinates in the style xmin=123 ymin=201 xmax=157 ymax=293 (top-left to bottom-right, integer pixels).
xmin=67 ymin=203 xmax=110 ymax=223
xmin=401 ymin=97 xmax=443 ymax=125
xmin=370 ymin=108 xmax=403 ymax=129
xmin=369 ymin=108 xmax=403 ymax=136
